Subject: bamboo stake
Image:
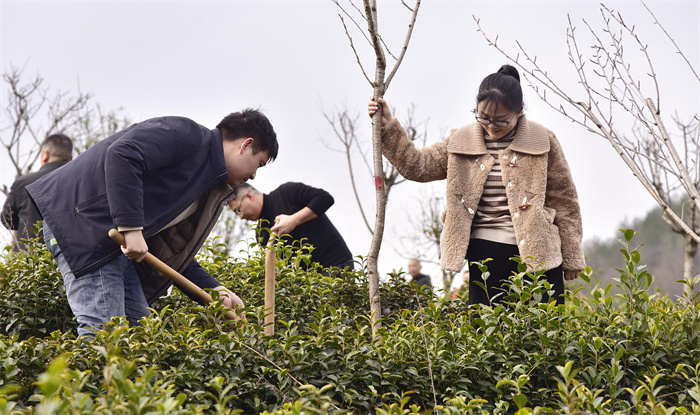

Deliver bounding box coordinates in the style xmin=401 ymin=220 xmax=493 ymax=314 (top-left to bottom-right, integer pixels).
xmin=264 ymin=234 xmax=277 ymax=335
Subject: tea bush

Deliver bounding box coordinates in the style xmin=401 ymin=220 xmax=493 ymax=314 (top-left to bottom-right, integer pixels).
xmin=0 ymin=240 xmax=76 ymax=340
xmin=1 ymin=230 xmax=699 ymax=414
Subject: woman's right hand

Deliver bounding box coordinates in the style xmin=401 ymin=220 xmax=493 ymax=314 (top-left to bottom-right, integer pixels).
xmin=368 ymin=97 xmax=393 ymax=127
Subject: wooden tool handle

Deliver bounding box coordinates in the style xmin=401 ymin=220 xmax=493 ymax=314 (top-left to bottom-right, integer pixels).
xmin=108 ymin=229 xmax=237 ymax=321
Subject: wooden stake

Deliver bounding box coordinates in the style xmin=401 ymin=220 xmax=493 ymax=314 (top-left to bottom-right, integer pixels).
xmin=264 ymin=235 xmax=277 ymax=335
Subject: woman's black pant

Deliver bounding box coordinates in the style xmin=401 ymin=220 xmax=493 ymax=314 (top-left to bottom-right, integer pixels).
xmin=467 ymin=238 xmax=564 ymax=306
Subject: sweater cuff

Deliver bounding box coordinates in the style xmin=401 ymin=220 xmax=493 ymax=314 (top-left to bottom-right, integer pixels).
xmin=118 ymin=225 xmax=144 ymax=232
xmin=562 ymin=257 xmax=586 ymax=272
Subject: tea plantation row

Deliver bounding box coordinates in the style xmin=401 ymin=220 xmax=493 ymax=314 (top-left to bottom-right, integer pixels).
xmin=1 ymin=231 xmax=699 ymax=414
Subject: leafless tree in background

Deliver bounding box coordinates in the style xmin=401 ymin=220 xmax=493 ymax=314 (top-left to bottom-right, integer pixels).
xmin=475 ymin=3 xmax=699 ymax=296
xmin=636 ymin=116 xmax=700 ymax=293
xmin=333 ymin=0 xmax=421 ymax=331
xmin=322 ymin=104 xmax=427 ymax=234
xmin=70 ymin=103 xmax=131 ymax=155
xmin=1 ymin=64 xmax=91 ymax=192
xmin=1 ymin=64 xmax=130 ymax=195
xmin=394 ymin=186 xmax=457 ymax=291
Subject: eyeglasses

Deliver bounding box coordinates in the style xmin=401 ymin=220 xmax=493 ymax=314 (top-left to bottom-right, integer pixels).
xmin=474 ymin=111 xmax=518 ymax=128
xmin=233 ymin=194 xmax=247 ymax=217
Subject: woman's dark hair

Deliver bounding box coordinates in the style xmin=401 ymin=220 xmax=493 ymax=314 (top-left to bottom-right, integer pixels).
xmin=475 ymin=64 xmax=523 ymax=113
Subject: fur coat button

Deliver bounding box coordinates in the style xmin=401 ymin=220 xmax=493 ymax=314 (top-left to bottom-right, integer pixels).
xmin=468 ymin=208 xmax=475 ymax=215
xmin=480 ymin=164 xmax=485 ymax=171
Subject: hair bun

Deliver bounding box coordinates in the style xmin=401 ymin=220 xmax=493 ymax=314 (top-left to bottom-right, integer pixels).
xmin=497 ymin=64 xmax=520 ymax=83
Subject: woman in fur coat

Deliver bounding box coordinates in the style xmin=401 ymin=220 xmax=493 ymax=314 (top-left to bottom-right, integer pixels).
xmin=368 ymin=65 xmax=585 ymax=306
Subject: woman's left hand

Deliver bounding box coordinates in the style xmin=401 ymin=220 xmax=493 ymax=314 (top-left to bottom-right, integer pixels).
xmin=564 ymin=270 xmax=580 ymax=281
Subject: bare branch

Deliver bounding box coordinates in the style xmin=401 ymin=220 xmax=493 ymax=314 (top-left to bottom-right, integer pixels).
xmin=1 ymin=64 xmax=93 ymax=177
xmin=338 ymin=15 xmax=374 ymax=86
xmin=322 ymin=110 xmax=374 ymax=234
xmin=378 ymin=36 xmax=398 ymax=61
xmin=385 ymin=0 xmax=421 ymax=89
xmin=642 ymin=0 xmax=699 ymax=82
xmin=647 ymin=98 xmax=700 ymax=213
xmin=333 ymin=0 xmax=372 ymax=47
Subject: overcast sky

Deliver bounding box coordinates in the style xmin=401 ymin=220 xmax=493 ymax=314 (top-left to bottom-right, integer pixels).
xmin=2 ymin=1 xmax=698 ymax=289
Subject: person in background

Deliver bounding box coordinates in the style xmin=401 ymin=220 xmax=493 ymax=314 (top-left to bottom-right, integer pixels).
xmin=27 ymin=110 xmax=278 ymax=337
xmin=2 ymin=133 xmax=73 ymax=252
xmin=368 ymin=64 xmax=585 ymax=306
xmin=231 ymin=182 xmax=354 ymax=274
xmin=407 ymin=258 xmax=432 ymax=288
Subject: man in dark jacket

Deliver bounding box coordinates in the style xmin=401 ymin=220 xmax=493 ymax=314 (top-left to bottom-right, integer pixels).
xmin=408 ymin=258 xmax=432 ymax=288
xmin=231 ymin=182 xmax=354 ymax=273
xmin=27 ymin=110 xmax=278 ymax=337
xmin=1 ymin=134 xmax=73 ymax=252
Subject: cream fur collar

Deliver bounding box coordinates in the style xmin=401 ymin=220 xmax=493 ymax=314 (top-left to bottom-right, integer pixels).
xmin=447 ymin=116 xmax=551 ymax=156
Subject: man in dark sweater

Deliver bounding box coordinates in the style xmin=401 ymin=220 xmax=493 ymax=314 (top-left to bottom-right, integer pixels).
xmin=231 ymin=182 xmax=354 ymax=272
xmin=408 ymin=258 xmax=432 ymax=288
xmin=2 ymin=134 xmax=73 ymax=252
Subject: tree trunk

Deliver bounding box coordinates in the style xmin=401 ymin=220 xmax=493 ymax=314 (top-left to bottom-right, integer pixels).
xmin=683 ymin=203 xmax=698 ymax=298
xmin=368 ymin=83 xmax=386 ymax=334
xmin=683 ymin=235 xmax=696 ymax=298
xmin=365 ymin=0 xmax=387 ymax=335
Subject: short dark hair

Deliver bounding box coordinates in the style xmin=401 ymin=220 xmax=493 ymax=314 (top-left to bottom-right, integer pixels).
xmin=476 ymin=64 xmax=523 ymax=113
xmin=217 ymin=109 xmax=278 ymax=163
xmin=42 ymin=133 xmax=73 ymax=163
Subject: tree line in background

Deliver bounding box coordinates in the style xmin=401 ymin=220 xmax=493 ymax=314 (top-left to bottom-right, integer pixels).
xmin=585 ymin=198 xmax=700 ymax=298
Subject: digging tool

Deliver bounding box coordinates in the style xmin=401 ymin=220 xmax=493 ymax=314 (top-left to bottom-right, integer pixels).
xmin=264 ymin=234 xmax=277 ymax=335
xmin=108 ymin=229 xmax=238 ymax=322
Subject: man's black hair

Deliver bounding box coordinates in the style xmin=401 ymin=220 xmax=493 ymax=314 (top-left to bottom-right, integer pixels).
xmin=217 ymin=109 xmax=278 ymax=162
xmin=42 ymin=133 xmax=73 ymax=163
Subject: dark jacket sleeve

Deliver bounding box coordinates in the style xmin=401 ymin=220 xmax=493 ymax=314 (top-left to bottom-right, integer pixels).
xmin=1 ymin=183 xmax=19 ymax=230
xmin=175 ymin=259 xmax=222 ymax=305
xmin=280 ymin=182 xmax=334 ymax=215
xmin=104 ymin=117 xmax=207 ymax=227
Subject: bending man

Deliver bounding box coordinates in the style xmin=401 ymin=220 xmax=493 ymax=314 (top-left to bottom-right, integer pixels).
xmin=27 ymin=110 xmax=278 ymax=337
xmin=231 ymin=182 xmax=353 ymax=273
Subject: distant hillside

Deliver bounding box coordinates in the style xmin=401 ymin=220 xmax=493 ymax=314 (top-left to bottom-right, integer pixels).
xmin=583 ymin=203 xmax=699 ymax=298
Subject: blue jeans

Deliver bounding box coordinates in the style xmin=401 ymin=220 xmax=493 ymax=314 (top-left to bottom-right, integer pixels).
xmin=44 ymin=222 xmax=150 ymax=337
